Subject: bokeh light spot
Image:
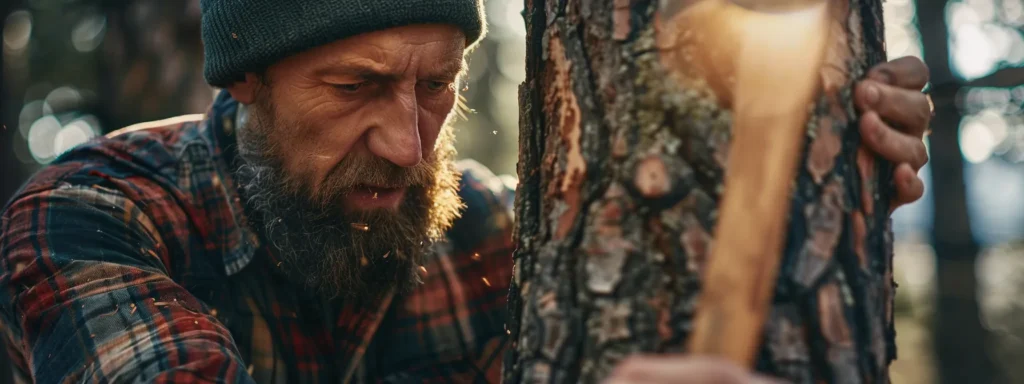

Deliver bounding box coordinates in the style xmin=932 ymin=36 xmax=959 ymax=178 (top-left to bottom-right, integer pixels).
xmin=960 ymin=118 xmax=999 ymax=163
xmin=952 ymin=23 xmax=998 ymax=79
xmin=3 ymin=10 xmax=33 ymax=52
xmin=54 ymin=119 xmax=97 ymax=156
xmin=44 ymin=86 xmax=83 ymax=114
xmin=27 ymin=115 xmax=61 ymax=163
xmin=71 ymin=14 xmax=106 ymax=53
xmin=18 ymin=100 xmax=45 ymax=139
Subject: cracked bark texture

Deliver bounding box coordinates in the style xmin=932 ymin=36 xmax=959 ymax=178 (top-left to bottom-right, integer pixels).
xmin=503 ymin=0 xmax=896 ymax=383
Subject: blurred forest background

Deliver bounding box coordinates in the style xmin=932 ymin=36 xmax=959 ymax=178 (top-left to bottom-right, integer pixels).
xmin=2 ymin=0 xmax=1023 ymax=383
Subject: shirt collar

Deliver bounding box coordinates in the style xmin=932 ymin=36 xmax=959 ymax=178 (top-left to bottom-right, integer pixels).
xmin=198 ymin=90 xmax=262 ymax=276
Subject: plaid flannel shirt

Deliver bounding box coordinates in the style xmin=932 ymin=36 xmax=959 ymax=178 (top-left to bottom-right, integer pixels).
xmin=0 ymin=91 xmax=516 ymax=383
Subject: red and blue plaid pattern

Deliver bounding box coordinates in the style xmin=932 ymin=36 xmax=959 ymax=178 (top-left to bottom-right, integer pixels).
xmin=0 ymin=91 xmax=516 ymax=383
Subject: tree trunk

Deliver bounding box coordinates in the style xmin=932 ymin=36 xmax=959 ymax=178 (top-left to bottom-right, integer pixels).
xmin=503 ymin=0 xmax=897 ymax=383
xmin=916 ymin=0 xmax=1002 ymax=380
xmin=927 ymin=104 xmax=1001 ymax=384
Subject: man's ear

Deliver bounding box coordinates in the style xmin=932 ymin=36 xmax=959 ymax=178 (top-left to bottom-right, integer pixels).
xmin=225 ymin=73 xmax=261 ymax=104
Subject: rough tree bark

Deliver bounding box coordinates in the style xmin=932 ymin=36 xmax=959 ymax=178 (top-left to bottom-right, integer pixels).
xmin=503 ymin=0 xmax=897 ymax=383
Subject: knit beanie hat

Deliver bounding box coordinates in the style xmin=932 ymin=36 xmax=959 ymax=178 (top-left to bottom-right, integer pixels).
xmin=200 ymin=0 xmax=486 ymax=87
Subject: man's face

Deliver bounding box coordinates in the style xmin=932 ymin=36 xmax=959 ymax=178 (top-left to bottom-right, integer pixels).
xmin=229 ymin=24 xmax=467 ymax=299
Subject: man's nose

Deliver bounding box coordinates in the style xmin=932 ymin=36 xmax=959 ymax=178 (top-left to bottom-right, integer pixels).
xmin=367 ymin=92 xmax=422 ymax=168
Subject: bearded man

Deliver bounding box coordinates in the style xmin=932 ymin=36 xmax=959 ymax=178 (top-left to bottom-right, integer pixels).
xmin=0 ymin=0 xmax=934 ymax=382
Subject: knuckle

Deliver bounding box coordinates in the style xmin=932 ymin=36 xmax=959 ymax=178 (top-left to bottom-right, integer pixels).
xmin=916 ymin=93 xmax=931 ymax=112
xmin=899 ymin=181 xmax=924 ymax=203
xmin=867 ymin=66 xmax=894 ymax=84
xmin=908 ymin=96 xmax=930 ymax=126
xmin=874 ymin=82 xmax=891 ymax=101
xmin=893 ymin=56 xmax=929 ymax=85
xmin=917 ymin=60 xmax=931 ymax=82
xmin=912 ymin=182 xmax=925 ymax=199
xmin=914 ymin=145 xmax=929 ymax=167
xmin=900 ymin=55 xmax=924 ymax=68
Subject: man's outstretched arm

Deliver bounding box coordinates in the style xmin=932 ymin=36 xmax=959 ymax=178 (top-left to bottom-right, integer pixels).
xmin=0 ymin=184 xmax=254 ymax=383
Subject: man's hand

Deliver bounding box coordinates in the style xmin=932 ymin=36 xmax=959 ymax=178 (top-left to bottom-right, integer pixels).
xmin=604 ymin=356 xmax=783 ymax=384
xmin=854 ymin=56 xmax=932 ymax=211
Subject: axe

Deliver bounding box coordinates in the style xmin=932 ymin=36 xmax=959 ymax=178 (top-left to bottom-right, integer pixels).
xmin=678 ymin=0 xmax=834 ymax=368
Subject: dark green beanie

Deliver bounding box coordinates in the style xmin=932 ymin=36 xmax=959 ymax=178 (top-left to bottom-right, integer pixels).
xmin=200 ymin=0 xmax=486 ymax=87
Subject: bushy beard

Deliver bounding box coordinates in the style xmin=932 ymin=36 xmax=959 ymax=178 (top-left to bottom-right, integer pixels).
xmin=233 ymin=96 xmax=463 ymax=301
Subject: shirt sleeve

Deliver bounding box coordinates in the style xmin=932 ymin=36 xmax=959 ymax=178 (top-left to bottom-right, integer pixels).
xmin=0 ymin=184 xmax=255 ymax=383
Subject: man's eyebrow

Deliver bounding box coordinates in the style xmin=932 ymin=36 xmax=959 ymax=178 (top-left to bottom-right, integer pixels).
xmin=314 ymin=57 xmax=467 ymax=80
xmin=314 ymin=60 xmax=397 ymax=79
xmin=428 ymin=58 xmax=467 ymax=80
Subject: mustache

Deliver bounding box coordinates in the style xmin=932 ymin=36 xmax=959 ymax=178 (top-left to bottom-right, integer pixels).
xmin=312 ymin=152 xmax=440 ymax=202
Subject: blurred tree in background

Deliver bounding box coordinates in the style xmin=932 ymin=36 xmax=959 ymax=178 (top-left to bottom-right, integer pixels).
xmin=2 ymin=0 xmax=1023 ymax=383
xmin=916 ymin=0 xmax=1020 ymax=382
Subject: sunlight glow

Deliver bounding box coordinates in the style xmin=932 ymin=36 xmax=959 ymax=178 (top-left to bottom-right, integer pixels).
xmin=883 ymin=0 xmax=922 ymax=59
xmin=959 ymin=111 xmax=1011 ymax=164
xmin=952 ymin=22 xmax=998 ymax=79
xmin=948 ymin=0 xmax=1022 ymax=79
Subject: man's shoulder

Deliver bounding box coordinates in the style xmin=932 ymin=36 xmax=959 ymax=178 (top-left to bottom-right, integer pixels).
xmin=1 ymin=113 xmax=232 ymax=281
xmin=448 ymin=159 xmax=516 ymax=252
xmin=7 ymin=114 xmax=207 ymax=208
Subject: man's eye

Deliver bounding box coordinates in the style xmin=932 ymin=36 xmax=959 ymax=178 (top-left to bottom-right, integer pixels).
xmin=336 ymin=82 xmax=365 ymax=92
xmin=424 ymin=81 xmax=449 ymax=92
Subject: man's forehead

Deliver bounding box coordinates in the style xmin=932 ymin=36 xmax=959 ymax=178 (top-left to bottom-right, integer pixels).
xmin=311 ymin=57 xmax=465 ymax=81
xmin=316 ymin=51 xmax=462 ymax=80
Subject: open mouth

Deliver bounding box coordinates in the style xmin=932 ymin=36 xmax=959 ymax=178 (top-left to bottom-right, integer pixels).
xmin=344 ymin=184 xmax=407 ymax=210
xmin=359 ymin=185 xmax=400 ymax=196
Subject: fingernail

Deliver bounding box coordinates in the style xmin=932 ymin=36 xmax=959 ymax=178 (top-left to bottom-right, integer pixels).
xmin=865 ymin=84 xmax=880 ymax=105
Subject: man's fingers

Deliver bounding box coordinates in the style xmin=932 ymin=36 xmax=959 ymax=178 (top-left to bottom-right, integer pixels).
xmin=860 ymin=111 xmax=929 ymax=170
xmin=867 ymin=56 xmax=930 ymax=89
xmin=855 ymin=80 xmax=931 ymax=136
xmin=892 ymin=163 xmax=925 ymax=212
xmin=860 ymin=56 xmax=932 ymax=212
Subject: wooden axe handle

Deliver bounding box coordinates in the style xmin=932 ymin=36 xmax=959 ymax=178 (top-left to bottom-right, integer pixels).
xmin=687 ymin=2 xmax=833 ymax=368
